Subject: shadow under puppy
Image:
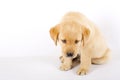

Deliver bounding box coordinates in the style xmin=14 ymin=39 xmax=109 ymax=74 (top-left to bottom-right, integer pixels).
xmin=49 ymin=12 xmax=110 ymax=75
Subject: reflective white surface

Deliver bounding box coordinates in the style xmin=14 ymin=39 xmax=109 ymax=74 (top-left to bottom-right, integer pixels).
xmin=0 ymin=0 xmax=120 ymax=79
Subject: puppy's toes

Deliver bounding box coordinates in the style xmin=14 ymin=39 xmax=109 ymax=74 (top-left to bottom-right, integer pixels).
xmin=60 ymin=64 xmax=71 ymax=71
xmin=77 ymin=68 xmax=88 ymax=75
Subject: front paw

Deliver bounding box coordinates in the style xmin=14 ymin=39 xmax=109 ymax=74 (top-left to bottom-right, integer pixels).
xmin=77 ymin=68 xmax=88 ymax=75
xmin=60 ymin=64 xmax=71 ymax=71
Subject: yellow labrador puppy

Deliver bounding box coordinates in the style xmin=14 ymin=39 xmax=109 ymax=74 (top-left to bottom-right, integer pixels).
xmin=49 ymin=12 xmax=110 ymax=75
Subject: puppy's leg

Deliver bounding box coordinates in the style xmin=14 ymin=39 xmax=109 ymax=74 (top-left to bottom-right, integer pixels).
xmin=77 ymin=52 xmax=91 ymax=75
xmin=92 ymin=48 xmax=110 ymax=64
xmin=60 ymin=56 xmax=72 ymax=71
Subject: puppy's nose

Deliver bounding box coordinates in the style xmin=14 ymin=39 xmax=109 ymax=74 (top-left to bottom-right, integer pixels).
xmin=67 ymin=52 xmax=73 ymax=57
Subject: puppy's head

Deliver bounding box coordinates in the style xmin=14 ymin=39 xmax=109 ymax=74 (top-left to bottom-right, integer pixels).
xmin=50 ymin=21 xmax=90 ymax=58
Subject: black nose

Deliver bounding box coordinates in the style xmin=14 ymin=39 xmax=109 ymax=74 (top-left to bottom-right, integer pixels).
xmin=67 ymin=52 xmax=73 ymax=57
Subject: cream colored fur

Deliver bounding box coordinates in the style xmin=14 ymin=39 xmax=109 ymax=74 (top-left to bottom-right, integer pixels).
xmin=49 ymin=12 xmax=110 ymax=75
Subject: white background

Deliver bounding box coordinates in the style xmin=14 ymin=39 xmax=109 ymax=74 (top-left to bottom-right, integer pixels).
xmin=0 ymin=0 xmax=120 ymax=80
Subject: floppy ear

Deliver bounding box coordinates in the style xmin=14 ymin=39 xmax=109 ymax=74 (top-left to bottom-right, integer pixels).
xmin=81 ymin=26 xmax=90 ymax=46
xmin=49 ymin=25 xmax=60 ymax=45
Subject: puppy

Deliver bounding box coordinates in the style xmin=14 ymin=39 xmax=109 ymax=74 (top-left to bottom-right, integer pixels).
xmin=49 ymin=12 xmax=110 ymax=75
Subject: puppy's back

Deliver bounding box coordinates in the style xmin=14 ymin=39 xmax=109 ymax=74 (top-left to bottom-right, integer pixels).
xmin=62 ymin=12 xmax=86 ymax=22
xmin=61 ymin=12 xmax=94 ymax=29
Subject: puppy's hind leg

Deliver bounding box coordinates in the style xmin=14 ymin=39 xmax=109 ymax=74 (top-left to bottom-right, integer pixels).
xmin=92 ymin=48 xmax=110 ymax=64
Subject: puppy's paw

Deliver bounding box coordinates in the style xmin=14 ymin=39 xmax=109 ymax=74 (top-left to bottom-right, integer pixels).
xmin=60 ymin=64 xmax=71 ymax=71
xmin=77 ymin=68 xmax=88 ymax=75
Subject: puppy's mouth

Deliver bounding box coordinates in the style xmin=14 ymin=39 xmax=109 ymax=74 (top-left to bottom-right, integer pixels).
xmin=73 ymin=54 xmax=80 ymax=59
xmin=73 ymin=53 xmax=79 ymax=59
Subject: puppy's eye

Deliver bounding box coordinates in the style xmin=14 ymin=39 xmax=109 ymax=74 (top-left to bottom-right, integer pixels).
xmin=75 ymin=40 xmax=79 ymax=44
xmin=61 ymin=40 xmax=66 ymax=43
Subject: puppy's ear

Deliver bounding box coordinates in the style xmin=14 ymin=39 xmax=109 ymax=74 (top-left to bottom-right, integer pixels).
xmin=49 ymin=25 xmax=60 ymax=45
xmin=81 ymin=26 xmax=90 ymax=46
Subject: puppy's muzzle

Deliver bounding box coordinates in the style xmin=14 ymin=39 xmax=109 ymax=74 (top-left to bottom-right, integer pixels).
xmin=66 ymin=52 xmax=74 ymax=57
